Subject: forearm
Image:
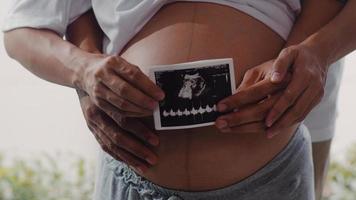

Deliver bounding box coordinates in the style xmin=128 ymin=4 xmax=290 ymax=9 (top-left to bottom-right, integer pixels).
xmin=4 ymin=28 xmax=92 ymax=89
xmin=285 ymin=0 xmax=343 ymax=47
xmin=302 ymin=0 xmax=356 ymax=65
xmin=65 ymin=10 xmax=103 ymax=97
xmin=285 ymin=0 xmax=356 ymax=67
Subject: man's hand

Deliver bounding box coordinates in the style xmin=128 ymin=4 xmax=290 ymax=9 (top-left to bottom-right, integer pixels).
xmin=77 ymin=90 xmax=159 ymax=173
xmin=215 ymin=60 xmax=289 ymax=133
xmin=265 ymin=44 xmax=328 ymax=138
xmin=79 ymin=55 xmax=165 ymax=118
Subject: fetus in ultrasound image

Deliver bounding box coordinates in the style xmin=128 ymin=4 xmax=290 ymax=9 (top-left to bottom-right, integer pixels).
xmin=178 ymin=72 xmax=208 ymax=100
xmin=154 ymin=63 xmax=233 ymax=128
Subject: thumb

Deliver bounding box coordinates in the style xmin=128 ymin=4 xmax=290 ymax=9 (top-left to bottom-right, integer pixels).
xmin=271 ymin=47 xmax=298 ymax=83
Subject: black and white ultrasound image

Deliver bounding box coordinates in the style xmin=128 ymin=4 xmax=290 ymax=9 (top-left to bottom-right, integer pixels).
xmin=155 ymin=64 xmax=233 ymax=127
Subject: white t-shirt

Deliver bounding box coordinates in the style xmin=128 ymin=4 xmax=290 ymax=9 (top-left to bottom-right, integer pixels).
xmin=92 ymin=0 xmax=301 ymax=54
xmin=3 ymin=0 xmax=301 ymax=53
xmin=2 ymin=0 xmax=91 ymax=37
xmin=2 ymin=0 xmax=342 ymax=142
xmin=304 ymin=61 xmax=343 ymax=142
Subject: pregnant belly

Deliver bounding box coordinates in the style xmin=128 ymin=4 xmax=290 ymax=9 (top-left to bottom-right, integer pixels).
xmin=119 ymin=2 xmax=296 ymax=191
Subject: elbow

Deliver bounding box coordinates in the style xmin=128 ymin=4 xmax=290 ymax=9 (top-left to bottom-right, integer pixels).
xmin=3 ymin=29 xmax=29 ymax=60
xmin=3 ymin=31 xmax=17 ymax=59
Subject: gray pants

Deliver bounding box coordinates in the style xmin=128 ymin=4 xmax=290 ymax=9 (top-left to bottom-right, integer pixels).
xmin=93 ymin=124 xmax=314 ymax=200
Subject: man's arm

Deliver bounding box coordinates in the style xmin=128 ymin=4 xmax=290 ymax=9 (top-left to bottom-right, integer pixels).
xmin=65 ymin=10 xmax=160 ymax=173
xmin=264 ymin=0 xmax=355 ymax=135
xmin=4 ymin=27 xmax=91 ymax=88
xmin=302 ymin=0 xmax=356 ymax=64
xmin=4 ymin=9 xmax=161 ymax=173
xmin=4 ymin=16 xmax=157 ymax=116
xmin=285 ymin=0 xmax=344 ymax=47
xmin=216 ymin=0 xmax=345 ymax=134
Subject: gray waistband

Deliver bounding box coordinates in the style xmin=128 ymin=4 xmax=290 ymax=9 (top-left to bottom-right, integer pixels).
xmin=112 ymin=124 xmax=310 ymax=200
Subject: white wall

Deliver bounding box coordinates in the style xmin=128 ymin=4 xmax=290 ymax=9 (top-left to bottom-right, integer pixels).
xmin=333 ymin=54 xmax=356 ymax=156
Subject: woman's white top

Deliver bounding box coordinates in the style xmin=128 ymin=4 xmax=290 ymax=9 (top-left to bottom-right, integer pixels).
xmin=3 ymin=0 xmax=301 ymax=54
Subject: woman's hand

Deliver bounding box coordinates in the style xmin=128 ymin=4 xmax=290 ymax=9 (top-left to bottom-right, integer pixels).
xmin=79 ymin=54 xmax=165 ymax=118
xmin=265 ymin=44 xmax=328 ymax=138
xmin=77 ymin=90 xmax=159 ymax=173
xmin=215 ymin=60 xmax=289 ymax=133
xmin=216 ymin=43 xmax=328 ymax=138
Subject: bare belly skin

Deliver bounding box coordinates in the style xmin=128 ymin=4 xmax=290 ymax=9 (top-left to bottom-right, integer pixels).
xmin=119 ymin=2 xmax=297 ymax=191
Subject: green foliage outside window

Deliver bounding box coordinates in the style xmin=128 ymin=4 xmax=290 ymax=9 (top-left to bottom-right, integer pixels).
xmin=324 ymin=145 xmax=356 ymax=200
xmin=0 ymin=153 xmax=94 ymax=200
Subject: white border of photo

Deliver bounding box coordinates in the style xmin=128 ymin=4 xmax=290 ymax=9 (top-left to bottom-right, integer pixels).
xmin=149 ymin=58 xmax=236 ymax=130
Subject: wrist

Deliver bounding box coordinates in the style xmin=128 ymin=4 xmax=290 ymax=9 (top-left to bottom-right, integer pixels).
xmin=300 ymin=40 xmax=330 ymax=72
xmin=300 ymin=35 xmax=332 ymax=71
xmin=70 ymin=44 xmax=102 ymax=90
xmin=67 ymin=48 xmax=99 ymax=91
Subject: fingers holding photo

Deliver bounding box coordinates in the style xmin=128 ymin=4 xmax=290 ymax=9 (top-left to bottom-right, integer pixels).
xmin=217 ymin=78 xmax=288 ymax=113
xmin=217 ymin=59 xmax=291 ymax=113
xmin=216 ymin=92 xmax=282 ymax=133
xmin=91 ymin=83 xmax=152 ymax=117
xmin=81 ymin=55 xmax=165 ymax=117
xmin=112 ymin=58 xmax=166 ymax=101
xmin=215 ymin=59 xmax=292 ymax=134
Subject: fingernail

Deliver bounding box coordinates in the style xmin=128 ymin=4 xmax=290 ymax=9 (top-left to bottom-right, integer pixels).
xmin=266 ymin=113 xmax=276 ymax=127
xmin=218 ymin=104 xmax=227 ymax=112
xmin=148 ymin=136 xmax=159 ymax=146
xmin=271 ymin=72 xmax=283 ymax=82
xmin=156 ymin=92 xmax=165 ymax=101
xmin=266 ymin=119 xmax=273 ymax=127
xmin=216 ymin=119 xmax=228 ymax=129
xmin=134 ymin=166 xmax=144 ymax=174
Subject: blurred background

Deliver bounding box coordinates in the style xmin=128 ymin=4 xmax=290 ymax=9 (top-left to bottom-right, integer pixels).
xmin=0 ymin=1 xmax=356 ymax=199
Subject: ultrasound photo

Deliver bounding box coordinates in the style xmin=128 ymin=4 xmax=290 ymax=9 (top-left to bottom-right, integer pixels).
xmin=149 ymin=59 xmax=236 ymax=130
